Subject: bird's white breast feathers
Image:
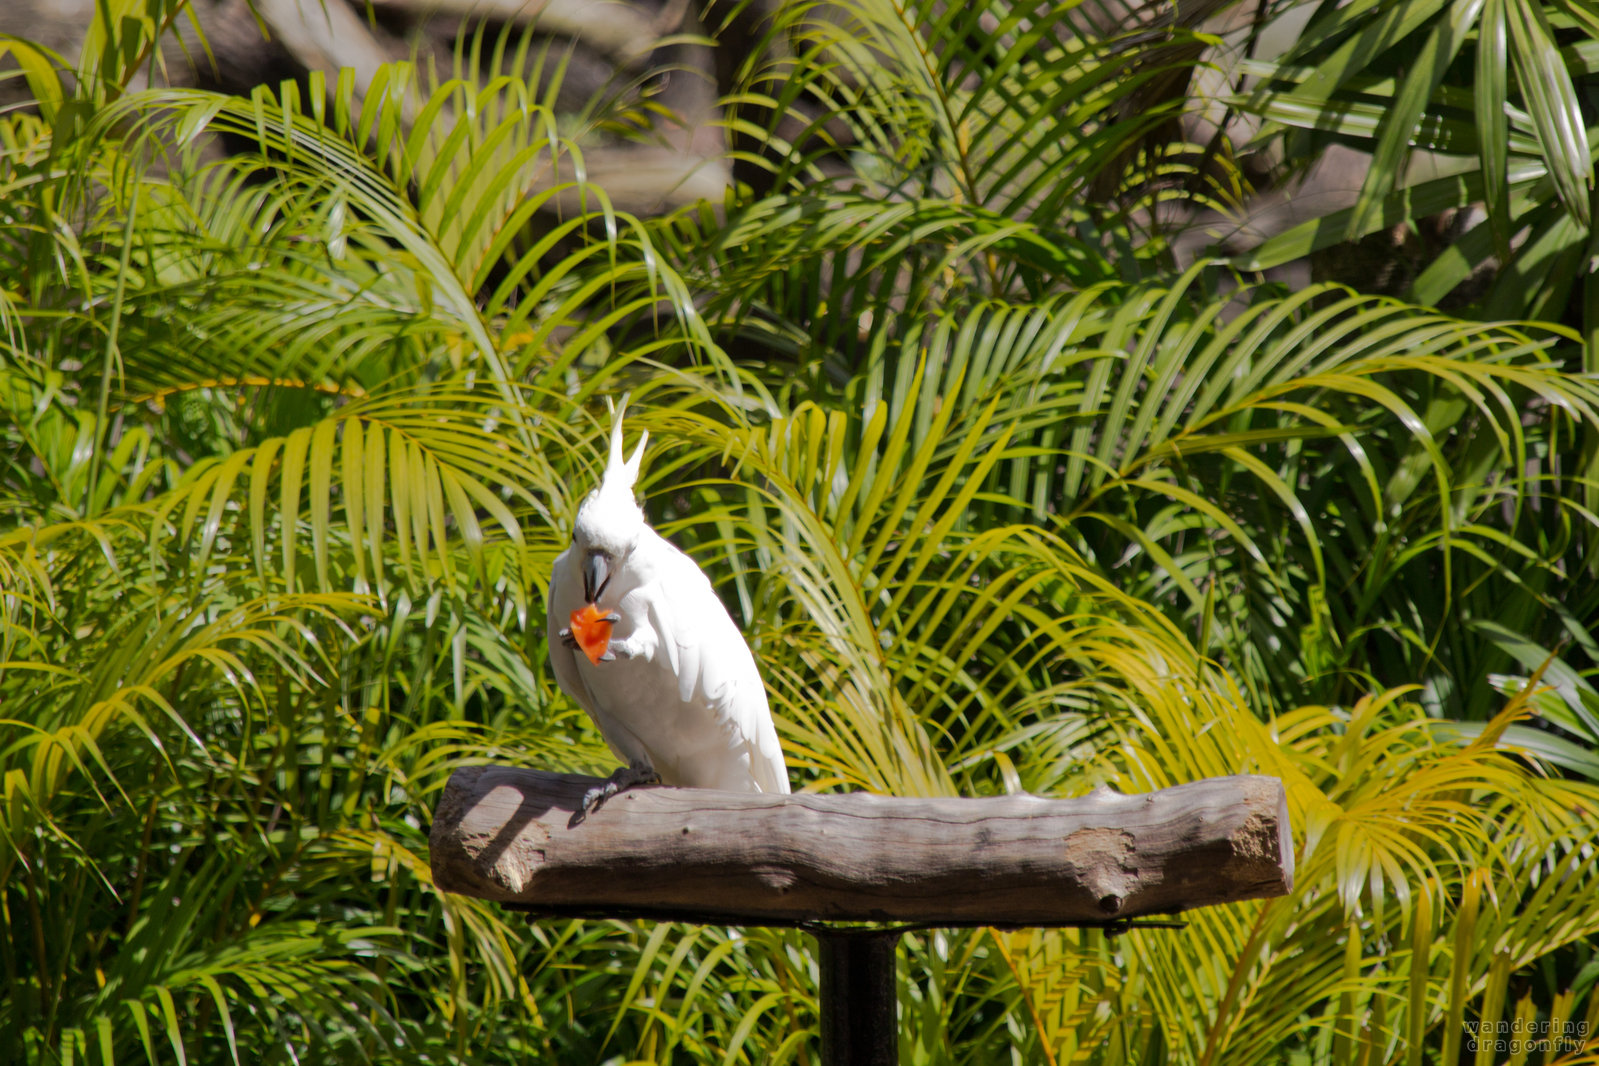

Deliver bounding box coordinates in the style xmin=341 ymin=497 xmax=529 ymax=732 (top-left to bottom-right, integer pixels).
xmin=548 ymin=528 xmax=789 ymax=794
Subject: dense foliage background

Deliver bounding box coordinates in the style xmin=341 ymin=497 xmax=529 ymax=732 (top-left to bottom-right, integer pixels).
xmin=5 ymin=0 xmax=1599 ymax=1061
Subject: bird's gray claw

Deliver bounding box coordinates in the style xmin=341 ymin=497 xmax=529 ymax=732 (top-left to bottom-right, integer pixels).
xmin=579 ymin=761 xmax=658 ymax=816
xmin=581 ymin=781 xmax=618 ymax=814
xmin=599 ymin=650 xmax=616 ymax=662
xmin=558 ymin=627 xmax=578 ymax=649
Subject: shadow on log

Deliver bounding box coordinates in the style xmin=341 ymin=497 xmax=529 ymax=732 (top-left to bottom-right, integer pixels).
xmin=429 ymin=767 xmax=1294 ymax=926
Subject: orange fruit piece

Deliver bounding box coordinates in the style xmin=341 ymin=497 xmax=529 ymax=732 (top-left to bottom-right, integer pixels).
xmin=569 ymin=603 xmax=614 ymax=666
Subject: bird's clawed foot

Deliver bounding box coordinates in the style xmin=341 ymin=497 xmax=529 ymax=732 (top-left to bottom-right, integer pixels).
xmin=598 ymin=626 xmax=636 ymax=662
xmin=560 ymin=615 xmax=621 ymax=654
xmin=578 ymin=760 xmax=661 ymax=817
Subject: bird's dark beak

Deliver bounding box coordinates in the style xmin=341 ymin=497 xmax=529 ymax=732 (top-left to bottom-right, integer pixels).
xmin=582 ymin=552 xmax=611 ymax=604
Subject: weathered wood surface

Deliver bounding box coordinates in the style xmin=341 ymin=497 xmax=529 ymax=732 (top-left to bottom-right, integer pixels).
xmin=428 ymin=766 xmax=1294 ymax=925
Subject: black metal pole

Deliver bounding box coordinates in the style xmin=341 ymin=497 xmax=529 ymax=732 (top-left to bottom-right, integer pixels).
xmin=815 ymin=930 xmax=899 ymax=1066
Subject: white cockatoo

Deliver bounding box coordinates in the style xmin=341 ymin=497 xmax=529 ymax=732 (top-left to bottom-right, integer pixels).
xmin=547 ymin=399 xmax=790 ymax=812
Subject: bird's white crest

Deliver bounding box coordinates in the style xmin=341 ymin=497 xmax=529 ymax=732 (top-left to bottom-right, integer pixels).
xmin=601 ymin=394 xmax=649 ymax=497
xmin=573 ymin=395 xmax=650 ymax=555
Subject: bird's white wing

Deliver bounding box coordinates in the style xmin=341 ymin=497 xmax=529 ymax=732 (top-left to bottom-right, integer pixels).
xmin=646 ymin=543 xmax=789 ymax=794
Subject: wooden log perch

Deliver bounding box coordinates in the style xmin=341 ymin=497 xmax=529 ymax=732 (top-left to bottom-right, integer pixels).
xmin=428 ymin=767 xmax=1294 ymax=926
